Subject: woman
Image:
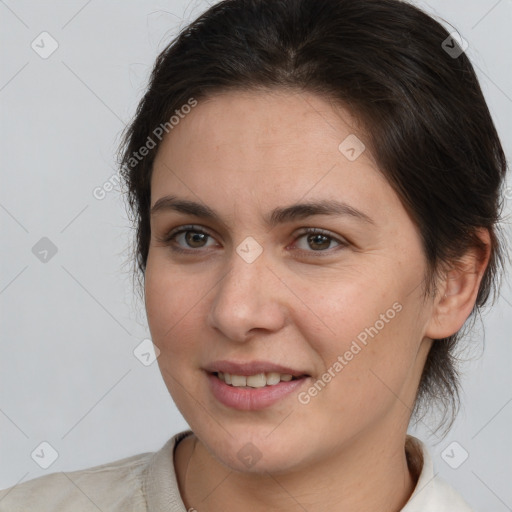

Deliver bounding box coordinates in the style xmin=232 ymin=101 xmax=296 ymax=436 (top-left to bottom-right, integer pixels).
xmin=1 ymin=0 xmax=508 ymax=510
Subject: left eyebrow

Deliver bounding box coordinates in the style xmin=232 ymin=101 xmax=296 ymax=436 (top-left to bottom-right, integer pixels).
xmin=150 ymin=196 xmax=375 ymax=227
xmin=265 ymin=199 xmax=375 ymax=227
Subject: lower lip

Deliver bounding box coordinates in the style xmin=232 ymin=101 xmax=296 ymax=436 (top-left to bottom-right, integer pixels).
xmin=207 ymin=373 xmax=308 ymax=411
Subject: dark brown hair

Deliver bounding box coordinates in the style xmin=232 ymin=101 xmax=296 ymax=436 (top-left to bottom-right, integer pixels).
xmin=118 ymin=0 xmax=508 ymax=433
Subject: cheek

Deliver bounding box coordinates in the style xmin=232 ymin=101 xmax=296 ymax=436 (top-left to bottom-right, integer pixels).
xmin=293 ymin=268 xmax=422 ymax=411
xmin=144 ymin=256 xmax=199 ymax=358
xmin=144 ymin=263 xmax=205 ymax=408
xmin=291 ymin=268 xmax=401 ymax=356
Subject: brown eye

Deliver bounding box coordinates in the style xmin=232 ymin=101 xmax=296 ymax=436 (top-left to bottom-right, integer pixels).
xmin=292 ymin=228 xmax=348 ymax=255
xmin=305 ymin=233 xmax=332 ymax=251
xmin=161 ymin=225 xmax=218 ymax=253
xmin=181 ymin=231 xmax=209 ymax=248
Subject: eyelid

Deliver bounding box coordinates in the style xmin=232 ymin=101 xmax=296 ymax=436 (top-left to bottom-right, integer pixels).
xmin=295 ymin=227 xmax=347 ymax=244
xmin=162 ymin=224 xmax=214 ymax=241
xmin=157 ymin=224 xmax=219 ymax=248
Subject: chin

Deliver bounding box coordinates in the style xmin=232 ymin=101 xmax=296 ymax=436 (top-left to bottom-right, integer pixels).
xmin=195 ymin=423 xmax=314 ymax=474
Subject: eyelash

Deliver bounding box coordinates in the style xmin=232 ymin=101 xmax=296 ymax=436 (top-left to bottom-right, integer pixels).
xmin=158 ymin=224 xmax=349 ymax=257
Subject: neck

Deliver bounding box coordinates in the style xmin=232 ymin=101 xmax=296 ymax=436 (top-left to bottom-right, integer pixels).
xmin=175 ymin=424 xmax=418 ymax=512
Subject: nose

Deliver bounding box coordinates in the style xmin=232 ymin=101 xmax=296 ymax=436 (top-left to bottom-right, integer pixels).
xmin=207 ymin=244 xmax=287 ymax=343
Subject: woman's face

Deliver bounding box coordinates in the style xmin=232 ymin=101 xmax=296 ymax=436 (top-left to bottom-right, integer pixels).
xmin=145 ymin=90 xmax=435 ymax=473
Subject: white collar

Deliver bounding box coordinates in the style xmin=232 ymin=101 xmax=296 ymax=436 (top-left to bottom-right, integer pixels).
xmin=401 ymin=435 xmax=474 ymax=511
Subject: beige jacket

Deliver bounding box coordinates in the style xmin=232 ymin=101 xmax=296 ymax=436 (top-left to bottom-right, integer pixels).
xmin=0 ymin=431 xmax=474 ymax=511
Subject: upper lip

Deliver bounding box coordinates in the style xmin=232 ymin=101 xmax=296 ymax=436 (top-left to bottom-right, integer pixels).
xmin=204 ymin=360 xmax=309 ymax=377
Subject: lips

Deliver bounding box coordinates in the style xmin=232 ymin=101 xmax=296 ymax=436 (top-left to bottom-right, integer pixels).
xmin=204 ymin=360 xmax=310 ymax=410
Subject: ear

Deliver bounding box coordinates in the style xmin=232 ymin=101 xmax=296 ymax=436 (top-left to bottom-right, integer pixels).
xmin=425 ymin=228 xmax=491 ymax=340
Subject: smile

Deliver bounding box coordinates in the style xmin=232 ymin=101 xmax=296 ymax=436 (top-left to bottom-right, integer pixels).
xmin=206 ymin=365 xmax=310 ymax=411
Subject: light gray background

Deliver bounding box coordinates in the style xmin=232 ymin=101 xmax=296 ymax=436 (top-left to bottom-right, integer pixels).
xmin=1 ymin=0 xmax=511 ymax=510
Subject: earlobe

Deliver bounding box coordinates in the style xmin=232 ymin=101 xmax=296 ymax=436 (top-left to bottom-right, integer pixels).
xmin=424 ymin=229 xmax=491 ymax=340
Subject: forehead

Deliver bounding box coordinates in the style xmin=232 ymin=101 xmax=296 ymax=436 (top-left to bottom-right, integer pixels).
xmin=159 ymin=89 xmax=366 ymax=160
xmin=150 ymin=89 xmax=394 ymax=217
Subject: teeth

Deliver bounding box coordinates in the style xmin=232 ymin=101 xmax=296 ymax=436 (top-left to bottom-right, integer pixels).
xmin=246 ymin=373 xmax=267 ymax=388
xmin=266 ymin=372 xmax=281 ymax=385
xmin=231 ymin=375 xmax=247 ymax=387
xmin=216 ymin=371 xmax=299 ymax=388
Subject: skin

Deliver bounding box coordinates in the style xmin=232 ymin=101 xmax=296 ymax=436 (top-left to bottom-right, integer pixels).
xmin=144 ymin=89 xmax=490 ymax=511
